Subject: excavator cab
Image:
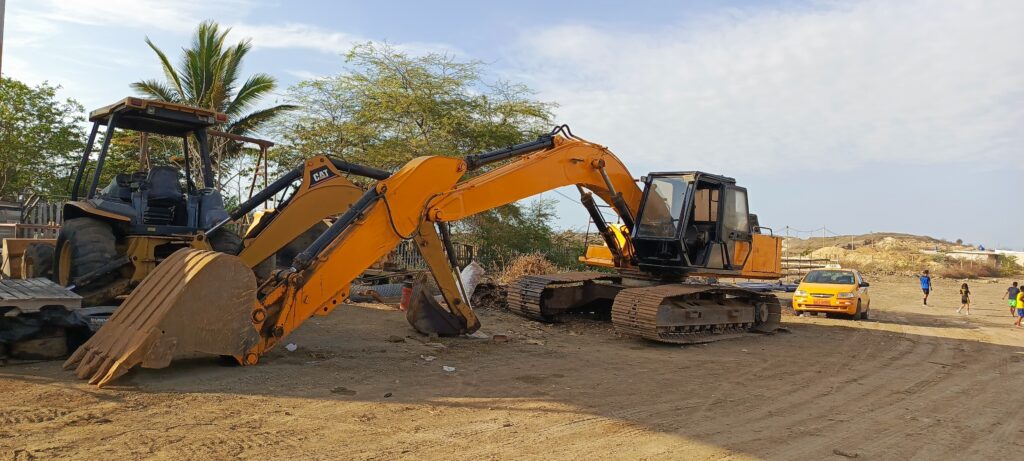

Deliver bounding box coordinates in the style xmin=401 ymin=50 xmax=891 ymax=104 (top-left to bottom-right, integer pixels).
xmin=632 ymin=172 xmax=754 ymax=276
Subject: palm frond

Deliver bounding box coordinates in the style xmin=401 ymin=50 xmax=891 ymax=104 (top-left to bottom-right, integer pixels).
xmin=227 ymin=104 xmax=298 ymax=136
xmin=131 ymin=79 xmax=181 ymax=102
xmin=144 ymin=37 xmax=184 ymax=100
xmin=226 ymin=73 xmax=276 ymax=117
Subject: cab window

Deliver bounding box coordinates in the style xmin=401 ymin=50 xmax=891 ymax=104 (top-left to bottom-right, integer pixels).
xmin=637 ymin=176 xmax=689 ymax=238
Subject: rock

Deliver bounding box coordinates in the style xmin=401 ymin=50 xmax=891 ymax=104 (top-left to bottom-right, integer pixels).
xmin=384 ymin=392 xmax=393 ymax=398
xmin=420 ymin=355 xmax=437 ymax=362
xmin=10 ymin=330 xmax=67 ymax=359
xmin=832 ymin=448 xmax=859 ymax=458
xmin=385 ymin=335 xmax=406 ymax=343
xmin=492 ymin=334 xmax=509 ymax=343
xmin=285 ymin=343 xmax=298 ymax=352
xmin=442 ymin=365 xmax=456 ymax=372
xmin=525 ymin=339 xmax=545 ymax=346
xmin=424 ymin=342 xmax=447 ymax=349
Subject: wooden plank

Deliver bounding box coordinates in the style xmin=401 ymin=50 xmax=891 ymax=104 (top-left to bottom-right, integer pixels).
xmin=0 ymin=278 xmax=81 ymax=312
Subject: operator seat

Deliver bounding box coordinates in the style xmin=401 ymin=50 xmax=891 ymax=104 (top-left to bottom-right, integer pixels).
xmin=143 ymin=166 xmax=183 ymax=225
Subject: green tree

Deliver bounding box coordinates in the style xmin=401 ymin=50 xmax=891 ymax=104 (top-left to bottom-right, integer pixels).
xmin=278 ymin=43 xmax=559 ymax=259
xmin=278 ymin=42 xmax=553 ymax=170
xmin=132 ymin=20 xmax=295 ymax=185
xmin=0 ymin=77 xmax=85 ymax=199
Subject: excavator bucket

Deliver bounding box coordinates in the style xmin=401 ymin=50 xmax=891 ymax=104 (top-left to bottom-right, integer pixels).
xmin=64 ymin=248 xmax=259 ymax=387
xmin=405 ymin=274 xmax=466 ymax=337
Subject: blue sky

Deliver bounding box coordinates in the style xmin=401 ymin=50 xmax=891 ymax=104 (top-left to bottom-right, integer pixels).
xmin=5 ymin=0 xmax=1024 ymax=248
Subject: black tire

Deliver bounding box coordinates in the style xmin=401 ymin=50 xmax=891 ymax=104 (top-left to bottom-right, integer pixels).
xmin=21 ymin=243 xmax=54 ymax=279
xmin=53 ymin=217 xmax=117 ymax=286
xmin=854 ymin=300 xmax=864 ymax=320
xmin=208 ymin=229 xmax=243 ymax=255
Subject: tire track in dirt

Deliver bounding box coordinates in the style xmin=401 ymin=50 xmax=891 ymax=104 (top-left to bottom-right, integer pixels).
xmin=753 ymin=311 xmax=1018 ymax=459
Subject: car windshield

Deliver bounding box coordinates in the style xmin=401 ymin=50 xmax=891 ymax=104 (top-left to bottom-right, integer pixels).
xmin=803 ymin=270 xmax=856 ymax=285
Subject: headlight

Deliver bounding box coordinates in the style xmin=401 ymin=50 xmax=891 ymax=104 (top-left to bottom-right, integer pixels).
xmin=837 ymin=292 xmax=857 ymax=299
xmin=794 ymin=290 xmax=807 ymax=297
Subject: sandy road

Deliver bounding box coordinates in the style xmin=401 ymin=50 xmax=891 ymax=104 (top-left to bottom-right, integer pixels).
xmin=2 ymin=275 xmax=1023 ymax=460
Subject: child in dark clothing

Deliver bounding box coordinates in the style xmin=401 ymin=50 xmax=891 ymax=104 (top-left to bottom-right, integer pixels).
xmin=957 ymin=283 xmax=971 ymax=315
xmin=917 ymin=270 xmax=932 ymax=306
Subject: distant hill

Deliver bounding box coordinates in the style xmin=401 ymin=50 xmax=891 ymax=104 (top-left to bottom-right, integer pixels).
xmin=784 ymin=232 xmax=971 ymax=255
xmin=782 ymin=232 xmax=1016 ymax=278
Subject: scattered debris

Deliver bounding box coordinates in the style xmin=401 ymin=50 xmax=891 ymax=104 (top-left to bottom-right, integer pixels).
xmin=442 ymin=365 xmax=456 ymax=372
xmin=384 ymin=392 xmax=393 ymax=398
xmin=385 ymin=335 xmax=405 ymax=343
xmin=471 ymin=282 xmax=507 ymax=310
xmin=492 ymin=334 xmax=509 ymax=343
xmin=525 ymin=339 xmax=545 ymax=346
xmin=420 ymin=355 xmax=437 ymax=362
xmin=285 ymin=343 xmax=298 ymax=352
xmin=330 ymin=386 xmax=357 ymax=396
xmin=423 ymin=342 xmax=447 ymax=349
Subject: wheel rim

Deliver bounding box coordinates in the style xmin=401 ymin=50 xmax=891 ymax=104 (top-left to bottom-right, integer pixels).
xmin=58 ymin=243 xmax=72 ymax=285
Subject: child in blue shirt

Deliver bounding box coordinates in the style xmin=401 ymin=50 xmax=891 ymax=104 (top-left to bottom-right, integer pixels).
xmin=917 ymin=270 xmax=932 ymax=306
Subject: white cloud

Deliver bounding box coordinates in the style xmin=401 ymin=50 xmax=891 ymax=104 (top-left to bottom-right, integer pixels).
xmin=12 ymin=0 xmax=459 ymax=57
xmin=505 ymin=0 xmax=1024 ymax=173
xmin=22 ymin=0 xmax=252 ymax=32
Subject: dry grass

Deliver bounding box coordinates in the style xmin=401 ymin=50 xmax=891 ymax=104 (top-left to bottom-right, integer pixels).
xmin=496 ymin=252 xmax=559 ymax=285
xmin=938 ymin=265 xmax=1001 ymax=279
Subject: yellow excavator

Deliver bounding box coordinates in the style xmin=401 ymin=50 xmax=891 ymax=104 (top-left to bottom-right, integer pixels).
xmin=66 ymin=126 xmax=783 ymax=387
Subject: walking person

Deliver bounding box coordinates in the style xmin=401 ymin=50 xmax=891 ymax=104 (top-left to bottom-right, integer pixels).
xmin=917 ymin=270 xmax=933 ymax=306
xmin=957 ymin=283 xmax=971 ymax=315
xmin=1017 ymin=288 xmax=1024 ymax=328
xmin=1003 ymin=282 xmax=1020 ymax=316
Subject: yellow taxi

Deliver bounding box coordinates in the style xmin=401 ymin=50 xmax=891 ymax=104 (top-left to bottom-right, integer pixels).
xmin=791 ymin=269 xmax=871 ymax=320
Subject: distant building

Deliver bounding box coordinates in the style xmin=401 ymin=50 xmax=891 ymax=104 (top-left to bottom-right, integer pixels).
xmin=995 ymin=250 xmax=1024 ymax=267
xmin=921 ymin=248 xmax=999 ymax=266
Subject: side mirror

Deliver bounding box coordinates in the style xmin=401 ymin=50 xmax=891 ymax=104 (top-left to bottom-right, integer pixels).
xmin=860 ymin=282 xmax=870 ymax=288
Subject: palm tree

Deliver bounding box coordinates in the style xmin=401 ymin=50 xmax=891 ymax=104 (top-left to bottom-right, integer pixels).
xmin=132 ymin=20 xmax=295 ymax=184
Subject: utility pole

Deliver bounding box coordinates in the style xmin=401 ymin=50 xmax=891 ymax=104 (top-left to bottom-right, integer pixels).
xmin=0 ymin=0 xmax=6 ymax=78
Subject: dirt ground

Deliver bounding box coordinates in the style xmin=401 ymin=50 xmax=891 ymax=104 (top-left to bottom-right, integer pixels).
xmin=2 ymin=275 xmax=1024 ymax=460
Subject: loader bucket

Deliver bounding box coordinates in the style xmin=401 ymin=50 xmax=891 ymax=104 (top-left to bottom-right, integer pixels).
xmin=64 ymin=248 xmax=259 ymax=387
xmin=405 ymin=275 xmax=466 ymax=337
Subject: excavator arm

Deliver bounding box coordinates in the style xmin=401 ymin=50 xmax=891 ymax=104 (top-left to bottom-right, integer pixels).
xmin=243 ymin=131 xmax=645 ymax=359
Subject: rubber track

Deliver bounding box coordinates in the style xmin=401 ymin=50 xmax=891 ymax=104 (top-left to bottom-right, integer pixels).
xmin=611 ymin=284 xmax=781 ymax=344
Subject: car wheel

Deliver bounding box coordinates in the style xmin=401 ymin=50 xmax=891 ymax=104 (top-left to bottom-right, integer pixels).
xmin=854 ymin=300 xmax=864 ymax=320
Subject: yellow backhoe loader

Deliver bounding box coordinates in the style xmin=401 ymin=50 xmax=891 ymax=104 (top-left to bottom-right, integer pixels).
xmin=53 ymin=98 xmax=390 ymax=305
xmin=67 ymin=126 xmax=783 ymax=387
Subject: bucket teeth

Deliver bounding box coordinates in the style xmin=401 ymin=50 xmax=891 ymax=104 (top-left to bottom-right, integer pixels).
xmin=64 ymin=249 xmax=260 ymax=387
